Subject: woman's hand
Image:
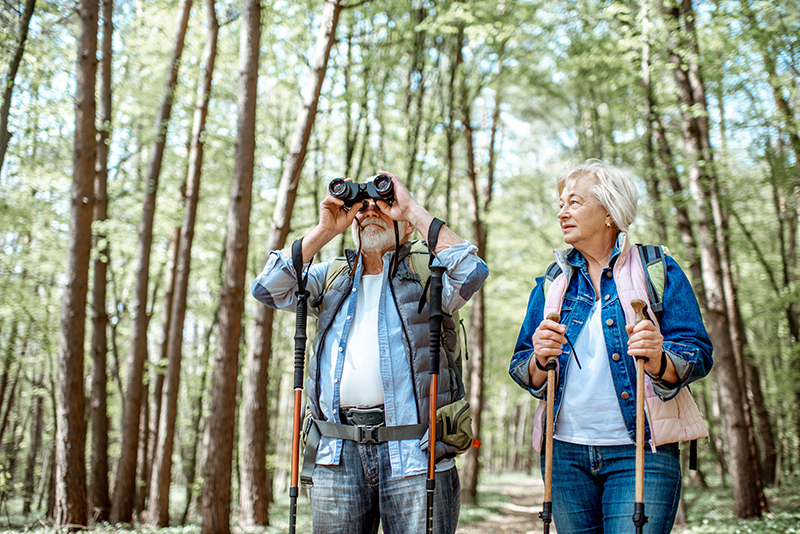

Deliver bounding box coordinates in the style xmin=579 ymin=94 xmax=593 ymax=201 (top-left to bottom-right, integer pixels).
xmin=626 ymin=321 xmax=677 ymax=382
xmin=529 ymin=317 xmax=567 ymax=387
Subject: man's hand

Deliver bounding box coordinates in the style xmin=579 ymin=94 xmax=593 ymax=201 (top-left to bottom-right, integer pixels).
xmin=318 ymin=187 xmax=358 ymax=237
xmin=373 ymin=170 xmax=465 ymax=252
xmin=288 ymin=181 xmax=358 ymax=262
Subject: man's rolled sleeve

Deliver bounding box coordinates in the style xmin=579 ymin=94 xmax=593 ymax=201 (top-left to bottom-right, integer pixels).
xmin=434 ymin=241 xmax=488 ymax=314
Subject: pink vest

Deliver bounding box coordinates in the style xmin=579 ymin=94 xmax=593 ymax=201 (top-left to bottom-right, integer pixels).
xmin=531 ymin=236 xmax=709 ymax=452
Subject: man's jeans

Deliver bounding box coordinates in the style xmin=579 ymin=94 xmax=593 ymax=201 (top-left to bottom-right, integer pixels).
xmin=309 ymin=439 xmax=460 ymax=534
xmin=544 ymin=440 xmax=681 ymax=534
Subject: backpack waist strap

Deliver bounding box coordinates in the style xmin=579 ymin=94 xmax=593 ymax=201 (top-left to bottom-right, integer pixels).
xmin=300 ymin=417 xmax=426 ymax=487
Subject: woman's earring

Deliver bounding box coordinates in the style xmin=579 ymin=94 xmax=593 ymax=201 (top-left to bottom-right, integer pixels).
xmin=606 ymin=221 xmax=611 ymax=228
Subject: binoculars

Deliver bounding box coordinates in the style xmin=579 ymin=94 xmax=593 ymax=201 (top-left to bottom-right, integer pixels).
xmin=328 ymin=174 xmax=394 ymax=209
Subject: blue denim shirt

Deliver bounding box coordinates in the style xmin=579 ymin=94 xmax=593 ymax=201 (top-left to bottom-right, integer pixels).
xmin=509 ymin=238 xmax=713 ymax=443
xmin=253 ymin=241 xmax=487 ymax=477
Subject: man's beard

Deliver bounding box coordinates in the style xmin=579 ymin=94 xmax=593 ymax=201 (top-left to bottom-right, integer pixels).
xmin=353 ymin=218 xmax=404 ymax=252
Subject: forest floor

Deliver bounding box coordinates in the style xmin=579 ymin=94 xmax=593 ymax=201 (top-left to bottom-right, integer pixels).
xmin=457 ymin=473 xmax=551 ymax=534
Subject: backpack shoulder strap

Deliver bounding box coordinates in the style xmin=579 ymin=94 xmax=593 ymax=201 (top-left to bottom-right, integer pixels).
xmin=310 ymin=256 xmax=351 ymax=309
xmin=543 ymin=261 xmax=563 ymax=298
xmin=407 ymin=240 xmax=431 ymax=283
xmin=324 ymin=257 xmax=349 ymax=290
xmin=636 ymin=244 xmax=667 ymax=321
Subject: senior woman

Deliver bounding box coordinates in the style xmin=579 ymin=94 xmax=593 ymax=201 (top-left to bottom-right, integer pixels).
xmin=509 ymin=159 xmax=713 ymax=534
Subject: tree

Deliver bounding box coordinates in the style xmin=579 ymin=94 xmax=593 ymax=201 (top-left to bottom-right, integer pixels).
xmin=239 ymin=0 xmax=344 ymax=526
xmin=660 ymin=0 xmax=767 ymax=518
xmin=88 ymin=0 xmax=113 ymax=521
xmin=199 ymin=0 xmax=259 ymax=530
xmin=54 ymin=0 xmax=98 ymax=528
xmin=0 ymin=0 xmax=36 ymax=173
xmin=113 ymin=0 xmax=193 ymax=524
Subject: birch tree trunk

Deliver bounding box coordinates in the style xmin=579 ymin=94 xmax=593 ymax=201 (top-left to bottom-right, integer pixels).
xmin=55 ymin=0 xmax=98 ymax=527
xmin=661 ymin=0 xmax=767 ymax=518
xmin=88 ymin=0 xmax=113 ymax=521
xmin=113 ymin=0 xmax=193 ymax=524
xmin=240 ymin=0 xmax=344 ymax=526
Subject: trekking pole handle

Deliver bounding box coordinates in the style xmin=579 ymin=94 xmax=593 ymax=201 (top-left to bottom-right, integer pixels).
xmin=428 ymin=265 xmax=446 ymax=374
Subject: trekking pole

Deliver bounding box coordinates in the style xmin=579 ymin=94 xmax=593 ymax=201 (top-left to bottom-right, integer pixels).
xmin=426 ymin=263 xmax=446 ymax=534
xmin=630 ymin=299 xmax=650 ymax=534
xmin=290 ymin=239 xmax=310 ymax=534
xmin=539 ymin=312 xmax=561 ymax=534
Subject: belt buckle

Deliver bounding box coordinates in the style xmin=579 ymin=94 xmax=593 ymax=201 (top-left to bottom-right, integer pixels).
xmin=358 ymin=426 xmax=380 ymax=444
xmin=345 ymin=406 xmax=384 ymax=426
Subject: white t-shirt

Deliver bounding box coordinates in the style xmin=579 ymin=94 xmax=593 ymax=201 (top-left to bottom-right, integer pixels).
xmin=554 ymin=300 xmax=631 ymax=446
xmin=339 ymin=274 xmax=385 ymax=407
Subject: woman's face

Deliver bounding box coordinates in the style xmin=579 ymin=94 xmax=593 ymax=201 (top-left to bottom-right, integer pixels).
xmin=557 ymin=177 xmax=611 ymax=251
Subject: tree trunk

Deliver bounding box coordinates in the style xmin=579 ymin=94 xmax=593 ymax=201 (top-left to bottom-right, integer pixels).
xmin=22 ymin=381 xmax=44 ymax=516
xmin=661 ymin=0 xmax=767 ymax=518
xmin=114 ymin=0 xmax=193 ymax=524
xmin=181 ymin=339 xmax=211 ymax=525
xmin=0 ymin=362 xmax=21 ymax=457
xmin=0 ymin=0 xmax=36 ymax=172
xmin=459 ymin=30 xmax=500 ymax=506
xmin=239 ymin=0 xmax=343 ymax=526
xmin=198 ymin=0 xmax=259 ymax=531
xmin=403 ymin=4 xmax=428 ymax=186
xmin=55 ymin=0 xmax=98 ymax=527
xmin=639 ymin=1 xmax=668 ymax=243
xmin=88 ymin=0 xmax=113 ymax=521
xmin=138 ymin=229 xmax=179 ymax=515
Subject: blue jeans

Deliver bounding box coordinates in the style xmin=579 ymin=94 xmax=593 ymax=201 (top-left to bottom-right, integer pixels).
xmin=542 ymin=440 xmax=681 ymax=534
xmin=309 ymin=439 xmax=461 ymax=534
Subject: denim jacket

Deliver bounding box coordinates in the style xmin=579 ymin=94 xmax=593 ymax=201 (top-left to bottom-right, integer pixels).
xmin=509 ymin=234 xmax=713 ymax=444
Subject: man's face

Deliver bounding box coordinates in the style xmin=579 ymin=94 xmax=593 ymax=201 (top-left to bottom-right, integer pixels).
xmin=352 ymin=200 xmax=405 ymax=252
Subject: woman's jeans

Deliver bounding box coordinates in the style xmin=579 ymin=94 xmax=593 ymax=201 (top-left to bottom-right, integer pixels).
xmin=543 ymin=439 xmax=681 ymax=534
xmin=309 ymin=439 xmax=461 ymax=534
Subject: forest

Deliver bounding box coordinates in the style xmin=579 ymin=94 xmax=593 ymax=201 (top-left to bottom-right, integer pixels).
xmin=0 ymin=0 xmax=799 ymax=532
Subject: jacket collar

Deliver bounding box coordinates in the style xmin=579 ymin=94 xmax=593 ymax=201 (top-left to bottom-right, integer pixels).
xmin=553 ymin=232 xmax=632 ymax=274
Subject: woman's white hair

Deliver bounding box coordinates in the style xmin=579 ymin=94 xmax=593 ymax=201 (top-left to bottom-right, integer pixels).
xmin=557 ymin=159 xmax=638 ymax=232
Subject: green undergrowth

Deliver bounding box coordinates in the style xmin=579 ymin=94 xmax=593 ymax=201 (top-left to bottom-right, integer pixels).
xmin=675 ymin=478 xmax=800 ymax=533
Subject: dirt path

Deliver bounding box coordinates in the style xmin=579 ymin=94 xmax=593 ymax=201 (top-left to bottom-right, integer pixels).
xmin=457 ymin=476 xmax=555 ymax=534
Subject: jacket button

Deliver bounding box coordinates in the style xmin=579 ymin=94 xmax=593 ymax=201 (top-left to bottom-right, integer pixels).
xmin=612 ymin=353 xmax=620 ymax=361
xmin=621 ymin=392 xmax=629 ymax=400
xmin=606 ymin=271 xmax=613 ymax=278
xmin=606 ymin=319 xmax=614 ymax=326
xmin=605 ymin=295 xmax=610 ymax=301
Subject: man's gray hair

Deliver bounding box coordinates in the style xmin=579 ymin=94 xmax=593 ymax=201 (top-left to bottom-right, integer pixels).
xmin=557 ymin=159 xmax=638 ymax=232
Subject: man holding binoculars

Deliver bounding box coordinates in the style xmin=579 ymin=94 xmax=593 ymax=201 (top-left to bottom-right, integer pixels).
xmin=252 ymin=171 xmax=487 ymax=534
